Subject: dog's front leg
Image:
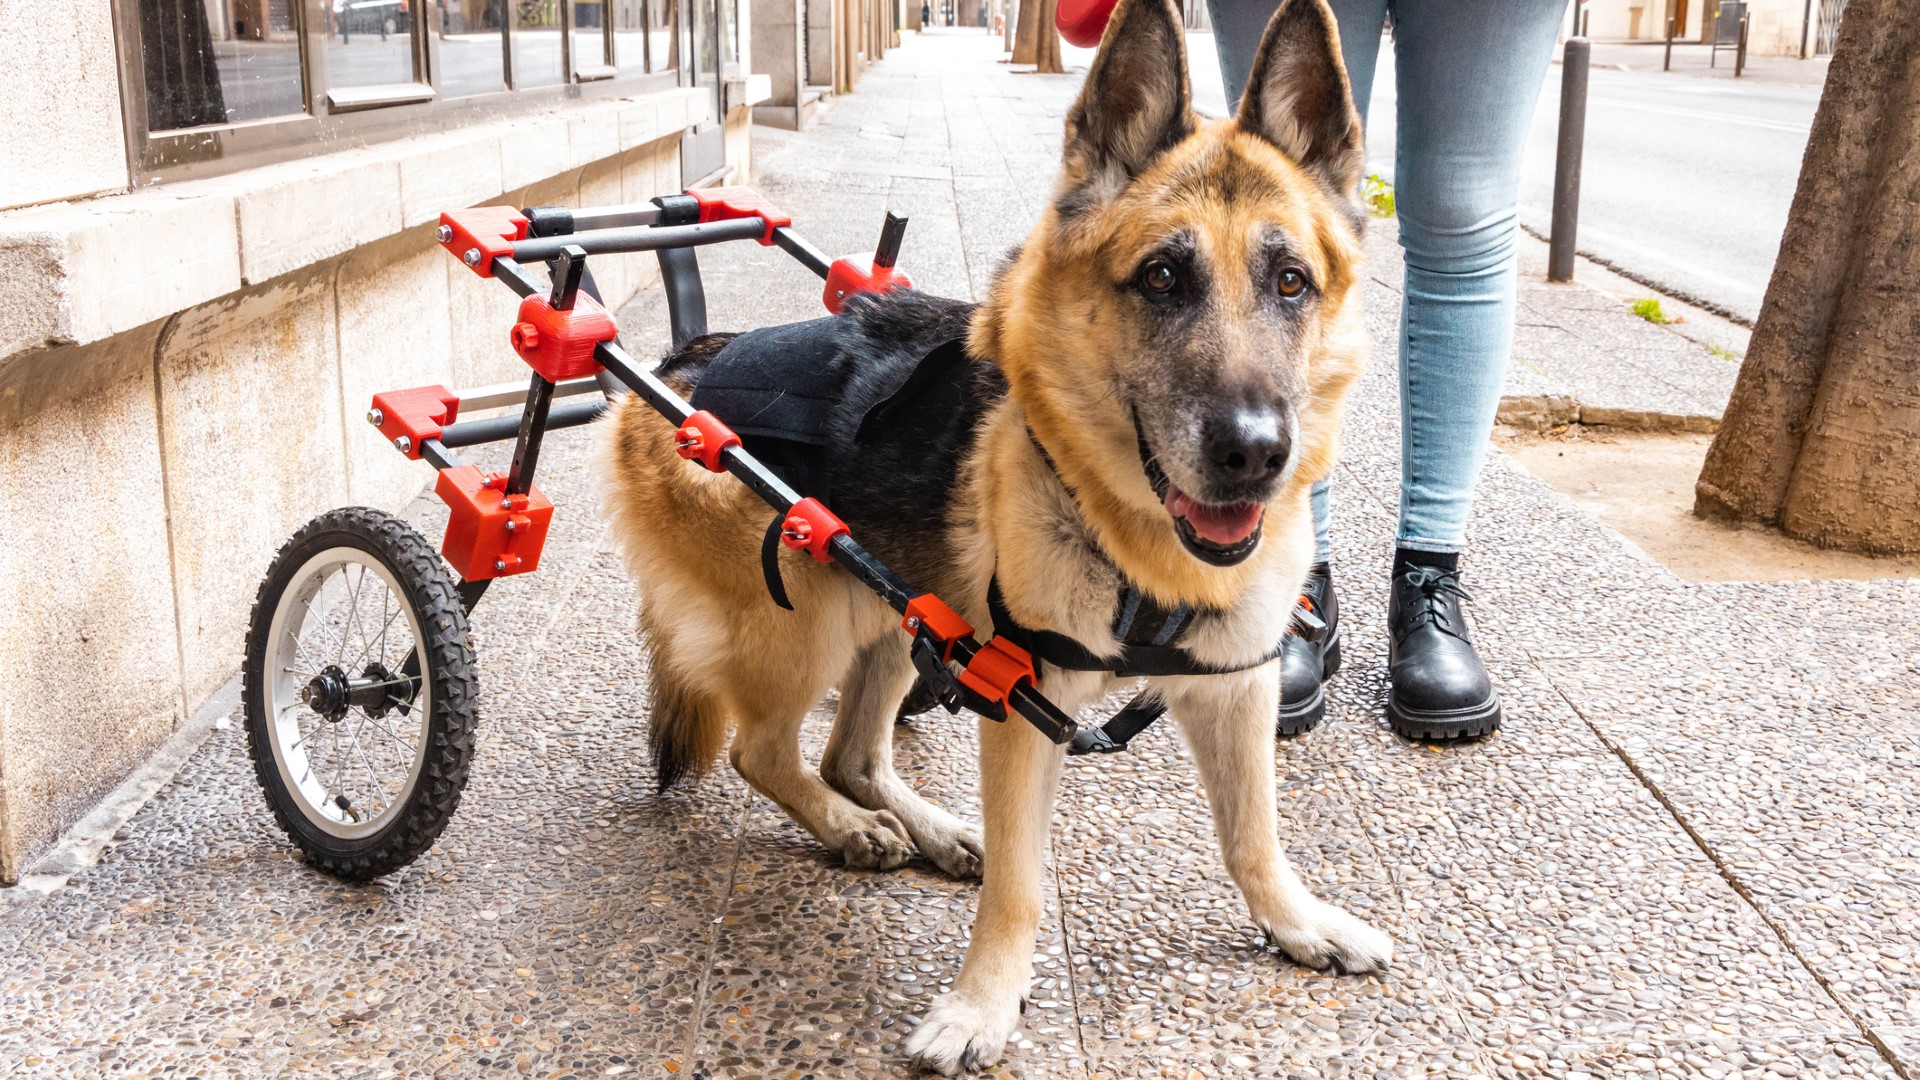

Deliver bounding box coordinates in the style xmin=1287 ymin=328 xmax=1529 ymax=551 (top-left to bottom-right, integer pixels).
xmin=905 ymin=709 xmax=1065 ymax=1075
xmin=1163 ymin=666 xmax=1393 ymax=974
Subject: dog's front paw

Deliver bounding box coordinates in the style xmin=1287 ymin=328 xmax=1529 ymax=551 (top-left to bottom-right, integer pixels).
xmin=905 ymin=991 xmax=1020 ymax=1075
xmin=840 ymin=810 xmax=915 ymax=870
xmin=1261 ymin=900 xmax=1394 ymax=975
xmin=918 ymin=821 xmax=984 ymax=880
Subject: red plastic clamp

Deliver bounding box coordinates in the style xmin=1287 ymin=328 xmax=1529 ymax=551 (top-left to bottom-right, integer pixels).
xmin=779 ymin=498 xmax=849 ymax=563
xmin=509 ymin=291 xmax=618 ymax=382
xmin=688 ymin=187 xmax=792 ymax=245
xmin=435 ymin=466 xmax=555 ymax=581
xmin=956 ymin=637 xmax=1038 ymax=711
xmin=674 ymin=410 xmax=742 ymax=472
xmin=824 ymin=255 xmax=914 ymax=315
xmin=439 ymin=207 xmax=529 ymax=278
xmin=903 ymin=594 xmax=974 ymax=664
xmin=370 ymin=385 xmax=461 ymax=460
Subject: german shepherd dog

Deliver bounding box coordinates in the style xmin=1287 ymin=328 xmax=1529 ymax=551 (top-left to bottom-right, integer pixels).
xmin=603 ymin=0 xmax=1384 ymax=1069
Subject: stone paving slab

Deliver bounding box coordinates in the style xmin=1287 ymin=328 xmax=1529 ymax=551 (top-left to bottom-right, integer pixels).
xmin=3 ymin=27 xmax=1918 ymax=1080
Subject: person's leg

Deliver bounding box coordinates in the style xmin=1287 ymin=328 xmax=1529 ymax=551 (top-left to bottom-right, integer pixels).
xmin=1209 ymin=0 xmax=1386 ymax=737
xmin=1380 ymin=0 xmax=1567 ymax=740
xmin=1388 ymin=0 xmax=1564 ymax=555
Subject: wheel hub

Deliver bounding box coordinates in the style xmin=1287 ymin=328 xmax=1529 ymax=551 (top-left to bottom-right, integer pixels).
xmin=303 ymin=665 xmax=352 ymax=721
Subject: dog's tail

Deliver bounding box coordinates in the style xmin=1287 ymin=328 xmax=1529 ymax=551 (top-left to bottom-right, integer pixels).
xmin=645 ymin=637 xmax=730 ymax=792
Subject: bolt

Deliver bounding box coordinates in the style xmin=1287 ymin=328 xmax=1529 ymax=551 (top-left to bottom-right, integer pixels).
xmin=394 ymin=436 xmax=412 ymax=454
xmin=504 ymin=519 xmax=518 ymax=533
xmin=906 ymin=617 xmax=922 ymax=631
xmin=435 ymin=224 xmax=453 ymax=243
xmin=366 ymin=408 xmax=384 ymax=426
xmin=464 ymin=248 xmax=482 ymax=266
xmin=494 ymin=560 xmax=507 ymax=573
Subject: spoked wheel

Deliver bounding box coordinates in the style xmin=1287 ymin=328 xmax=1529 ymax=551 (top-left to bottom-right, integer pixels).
xmin=242 ymin=507 xmax=478 ymax=880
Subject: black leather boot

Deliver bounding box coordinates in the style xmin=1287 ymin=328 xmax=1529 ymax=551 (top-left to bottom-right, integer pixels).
xmin=1387 ymin=564 xmax=1502 ymax=740
xmin=1277 ymin=563 xmax=1341 ymax=736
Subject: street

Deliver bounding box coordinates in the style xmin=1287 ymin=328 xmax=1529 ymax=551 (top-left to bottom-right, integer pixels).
xmin=1183 ymin=34 xmax=1820 ymax=323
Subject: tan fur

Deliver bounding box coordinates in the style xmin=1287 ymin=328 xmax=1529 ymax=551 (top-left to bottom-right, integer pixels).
xmin=601 ymin=0 xmax=1388 ymax=1071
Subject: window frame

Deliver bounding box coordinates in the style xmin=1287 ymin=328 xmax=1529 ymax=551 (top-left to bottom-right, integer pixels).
xmin=112 ymin=0 xmax=690 ymax=186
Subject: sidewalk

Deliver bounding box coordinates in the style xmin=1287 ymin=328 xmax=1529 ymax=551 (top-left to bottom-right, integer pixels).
xmin=1581 ymin=41 xmax=1833 ymax=89
xmin=4 ymin=29 xmax=1917 ymax=1080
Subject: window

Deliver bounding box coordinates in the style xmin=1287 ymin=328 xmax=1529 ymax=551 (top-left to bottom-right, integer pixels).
xmin=115 ymin=0 xmax=696 ymax=183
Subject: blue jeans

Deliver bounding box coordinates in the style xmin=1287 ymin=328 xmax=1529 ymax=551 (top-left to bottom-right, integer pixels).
xmin=1207 ymin=0 xmax=1567 ymax=558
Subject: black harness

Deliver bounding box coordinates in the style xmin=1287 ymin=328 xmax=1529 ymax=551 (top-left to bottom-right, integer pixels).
xmin=689 ymin=317 xmax=1320 ymax=755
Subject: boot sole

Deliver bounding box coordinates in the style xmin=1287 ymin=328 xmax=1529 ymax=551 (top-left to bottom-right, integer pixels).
xmin=1276 ymin=632 xmax=1342 ymax=738
xmin=1386 ymin=693 xmax=1502 ymax=742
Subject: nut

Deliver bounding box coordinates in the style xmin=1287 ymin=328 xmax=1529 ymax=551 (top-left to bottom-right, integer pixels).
xmin=366 ymin=408 xmax=384 ymax=426
xmin=464 ymin=248 xmax=482 ymax=266
xmin=435 ymin=224 xmax=453 ymax=243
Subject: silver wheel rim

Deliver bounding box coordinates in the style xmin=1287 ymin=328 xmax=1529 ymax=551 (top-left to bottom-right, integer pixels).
xmin=263 ymin=545 xmax=433 ymax=841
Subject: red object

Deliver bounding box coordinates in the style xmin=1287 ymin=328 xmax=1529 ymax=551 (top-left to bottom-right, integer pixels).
xmin=673 ymin=410 xmax=742 ymax=472
xmin=439 ymin=207 xmax=529 ymax=278
xmin=957 ymin=637 xmax=1038 ymax=710
xmin=1055 ymin=0 xmax=1117 ymax=47
xmin=903 ymin=594 xmax=974 ymax=663
xmin=823 ymin=254 xmax=914 ymax=315
xmin=371 ymin=385 xmax=461 ymax=460
xmin=435 ymin=467 xmax=555 ymax=581
xmin=779 ymin=497 xmax=849 ymax=563
xmin=509 ymin=291 xmax=618 ymax=382
xmin=688 ymin=187 xmax=792 ymax=245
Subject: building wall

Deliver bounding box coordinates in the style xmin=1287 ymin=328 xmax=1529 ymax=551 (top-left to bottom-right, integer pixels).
xmin=0 ymin=18 xmax=777 ymax=880
xmin=0 ymin=0 xmax=131 ymax=210
xmin=1583 ymin=0 xmax=1817 ymax=54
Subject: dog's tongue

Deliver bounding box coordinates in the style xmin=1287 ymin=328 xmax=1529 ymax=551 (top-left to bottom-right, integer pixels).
xmin=1163 ymin=484 xmax=1264 ymax=545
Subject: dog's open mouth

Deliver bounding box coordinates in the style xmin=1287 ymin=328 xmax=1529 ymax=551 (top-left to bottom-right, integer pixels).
xmin=1136 ymin=419 xmax=1264 ymax=567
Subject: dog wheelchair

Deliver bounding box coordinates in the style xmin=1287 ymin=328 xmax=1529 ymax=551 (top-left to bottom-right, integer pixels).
xmin=239 ymin=188 xmax=1111 ymax=880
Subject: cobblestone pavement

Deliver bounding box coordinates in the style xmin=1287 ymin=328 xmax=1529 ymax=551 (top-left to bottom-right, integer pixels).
xmin=5 ymin=28 xmax=1919 ymax=1080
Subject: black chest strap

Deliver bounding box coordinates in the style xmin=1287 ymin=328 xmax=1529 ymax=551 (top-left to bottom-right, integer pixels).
xmin=986 ymin=576 xmax=1312 ymax=756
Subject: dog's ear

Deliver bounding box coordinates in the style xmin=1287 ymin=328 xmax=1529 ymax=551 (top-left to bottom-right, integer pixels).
xmin=1058 ymin=0 xmax=1194 ymax=207
xmin=1235 ymin=0 xmax=1364 ymax=197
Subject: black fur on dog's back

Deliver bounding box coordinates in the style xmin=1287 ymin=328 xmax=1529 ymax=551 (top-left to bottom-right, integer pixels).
xmin=655 ymin=290 xmax=1005 ymax=586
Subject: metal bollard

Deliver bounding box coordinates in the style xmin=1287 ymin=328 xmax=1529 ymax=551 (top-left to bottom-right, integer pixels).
xmin=1736 ymin=14 xmax=1749 ymax=77
xmin=1665 ymin=16 xmax=1675 ymax=70
xmin=1548 ymin=37 xmax=1590 ymax=284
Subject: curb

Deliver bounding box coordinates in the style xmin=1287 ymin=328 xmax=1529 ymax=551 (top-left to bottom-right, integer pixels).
xmin=1498 ymin=393 xmax=1721 ymax=434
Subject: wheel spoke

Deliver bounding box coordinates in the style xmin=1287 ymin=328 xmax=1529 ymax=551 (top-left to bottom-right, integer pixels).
xmin=355 ymin=707 xmax=419 ymax=758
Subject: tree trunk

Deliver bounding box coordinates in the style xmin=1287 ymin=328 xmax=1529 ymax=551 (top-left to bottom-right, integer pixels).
xmin=1695 ymin=0 xmax=1920 ymax=554
xmin=1013 ymin=0 xmax=1061 ymax=72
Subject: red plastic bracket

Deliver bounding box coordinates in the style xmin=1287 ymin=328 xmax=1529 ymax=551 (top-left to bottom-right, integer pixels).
xmin=371 ymin=385 xmax=461 ymax=460
xmin=439 ymin=207 xmax=529 ymax=278
xmin=510 ymin=291 xmax=618 ymax=382
xmin=435 ymin=466 xmax=555 ymax=581
xmin=779 ymin=497 xmax=848 ymax=563
xmin=688 ymin=187 xmax=792 ymax=245
xmin=824 ymin=255 xmax=914 ymax=315
xmin=674 ymin=410 xmax=742 ymax=472
xmin=903 ymin=594 xmax=974 ymax=664
xmin=956 ymin=636 xmax=1038 ymax=711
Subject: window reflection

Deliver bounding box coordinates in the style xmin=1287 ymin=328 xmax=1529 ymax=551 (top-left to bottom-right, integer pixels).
xmin=513 ymin=0 xmax=564 ymax=87
xmin=573 ymin=0 xmax=609 ymax=72
xmin=648 ymin=0 xmax=677 ymax=72
xmin=438 ymin=0 xmax=507 ymax=96
xmin=326 ymin=0 xmax=419 ymax=88
xmin=139 ymin=0 xmax=305 ymax=130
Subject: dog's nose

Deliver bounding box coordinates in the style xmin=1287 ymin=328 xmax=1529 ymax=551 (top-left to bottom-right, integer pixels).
xmin=1202 ymin=407 xmax=1291 ymax=487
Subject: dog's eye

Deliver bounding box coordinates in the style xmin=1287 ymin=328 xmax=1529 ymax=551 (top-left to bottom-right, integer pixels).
xmin=1277 ymin=268 xmax=1308 ymax=299
xmin=1142 ymin=260 xmax=1178 ymax=295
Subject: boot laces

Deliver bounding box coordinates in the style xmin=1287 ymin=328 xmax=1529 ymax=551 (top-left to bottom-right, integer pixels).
xmin=1399 ymin=567 xmax=1472 ymax=637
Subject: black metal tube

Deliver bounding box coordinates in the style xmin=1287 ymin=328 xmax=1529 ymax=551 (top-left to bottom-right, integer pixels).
xmin=1548 ymin=37 xmax=1590 ymax=284
xmin=1665 ymin=16 xmax=1675 ymax=70
xmin=506 ymin=375 xmax=555 ymax=496
xmin=772 ymin=227 xmax=834 ymax=279
xmin=657 ymin=246 xmax=711 ymax=348
xmin=567 ymin=203 xmax=665 ymax=231
xmin=872 ymin=214 xmax=908 ymax=270
xmin=438 ymin=398 xmax=607 ymax=449
xmin=1736 ymin=14 xmax=1749 ymax=76
xmin=510 ymin=217 xmax=768 ymax=262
